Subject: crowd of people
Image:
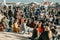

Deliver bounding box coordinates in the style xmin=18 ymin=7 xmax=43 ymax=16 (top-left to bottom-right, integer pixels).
xmin=0 ymin=5 xmax=60 ymax=40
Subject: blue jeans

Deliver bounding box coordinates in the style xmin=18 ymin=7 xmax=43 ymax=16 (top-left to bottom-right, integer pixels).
xmin=24 ymin=27 xmax=30 ymax=33
xmin=5 ymin=27 xmax=11 ymax=32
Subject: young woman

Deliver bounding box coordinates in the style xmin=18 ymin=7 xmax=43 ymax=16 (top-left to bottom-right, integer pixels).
xmin=12 ymin=19 xmax=19 ymax=33
xmin=0 ymin=19 xmax=7 ymax=32
xmin=23 ymin=19 xmax=31 ymax=34
xmin=37 ymin=21 xmax=44 ymax=37
xmin=2 ymin=17 xmax=10 ymax=32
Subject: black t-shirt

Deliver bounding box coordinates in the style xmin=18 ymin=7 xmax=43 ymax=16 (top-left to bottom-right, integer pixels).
xmin=8 ymin=10 xmax=13 ymax=17
xmin=38 ymin=31 xmax=50 ymax=40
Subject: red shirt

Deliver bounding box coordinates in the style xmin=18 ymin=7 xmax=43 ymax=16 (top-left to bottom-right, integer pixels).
xmin=38 ymin=27 xmax=43 ymax=33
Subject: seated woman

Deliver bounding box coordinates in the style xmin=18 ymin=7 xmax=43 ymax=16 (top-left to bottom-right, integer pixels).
xmin=37 ymin=24 xmax=44 ymax=37
xmin=23 ymin=19 xmax=31 ymax=34
xmin=0 ymin=22 xmax=3 ymax=31
xmin=2 ymin=17 xmax=10 ymax=32
xmin=12 ymin=19 xmax=19 ymax=33
xmin=0 ymin=21 xmax=7 ymax=32
xmin=2 ymin=22 xmax=7 ymax=32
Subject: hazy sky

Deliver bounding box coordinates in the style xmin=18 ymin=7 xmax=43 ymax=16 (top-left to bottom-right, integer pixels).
xmin=0 ymin=0 xmax=60 ymax=3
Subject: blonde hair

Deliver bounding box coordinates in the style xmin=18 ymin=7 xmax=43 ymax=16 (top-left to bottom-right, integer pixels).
xmin=45 ymin=27 xmax=52 ymax=38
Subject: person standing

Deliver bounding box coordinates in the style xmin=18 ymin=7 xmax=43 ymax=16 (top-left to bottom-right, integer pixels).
xmin=2 ymin=5 xmax=8 ymax=18
xmin=8 ymin=6 xmax=13 ymax=19
xmin=8 ymin=6 xmax=14 ymax=27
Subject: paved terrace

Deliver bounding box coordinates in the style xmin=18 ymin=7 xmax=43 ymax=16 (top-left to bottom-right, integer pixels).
xmin=0 ymin=32 xmax=31 ymax=40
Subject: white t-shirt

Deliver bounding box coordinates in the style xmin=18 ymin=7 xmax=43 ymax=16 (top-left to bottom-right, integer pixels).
xmin=24 ymin=23 xmax=27 ymax=30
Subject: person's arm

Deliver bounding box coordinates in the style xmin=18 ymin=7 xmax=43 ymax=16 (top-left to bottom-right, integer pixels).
xmin=48 ymin=30 xmax=52 ymax=39
xmin=11 ymin=24 xmax=14 ymax=31
xmin=37 ymin=28 xmax=40 ymax=38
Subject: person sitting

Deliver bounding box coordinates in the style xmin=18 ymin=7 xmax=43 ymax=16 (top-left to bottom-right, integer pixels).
xmin=23 ymin=19 xmax=31 ymax=34
xmin=1 ymin=21 xmax=7 ymax=32
xmin=12 ymin=19 xmax=19 ymax=33
xmin=0 ymin=22 xmax=3 ymax=31
xmin=0 ymin=21 xmax=7 ymax=32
